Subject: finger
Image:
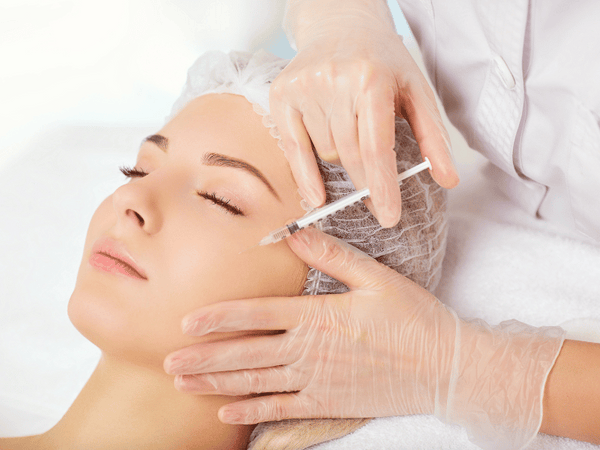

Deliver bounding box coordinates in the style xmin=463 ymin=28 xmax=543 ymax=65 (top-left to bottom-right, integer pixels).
xmin=357 ymin=84 xmax=402 ymax=227
xmin=180 ymin=228 xmax=393 ymax=338
xmin=174 ymin=365 xmax=305 ymax=396
xmin=287 ymin=227 xmax=395 ymax=290
xmin=301 ymin=102 xmax=340 ymax=165
xmin=400 ymin=82 xmax=459 ymax=189
xmin=330 ymin=100 xmax=366 ymax=188
xmin=164 ymin=332 xmax=297 ymax=375
xmin=180 ymin=296 xmax=305 ymax=336
xmin=218 ymin=393 xmax=317 ymax=424
xmin=270 ymin=89 xmax=326 ymax=207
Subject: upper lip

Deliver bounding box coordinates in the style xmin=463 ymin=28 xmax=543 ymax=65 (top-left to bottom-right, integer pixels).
xmin=91 ymin=237 xmax=148 ymax=280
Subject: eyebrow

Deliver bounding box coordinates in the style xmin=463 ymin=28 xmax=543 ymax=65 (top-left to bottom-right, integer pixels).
xmin=144 ymin=134 xmax=168 ymax=152
xmin=143 ymin=134 xmax=281 ymax=201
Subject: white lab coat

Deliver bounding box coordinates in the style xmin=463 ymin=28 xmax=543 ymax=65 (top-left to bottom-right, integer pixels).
xmin=397 ymin=0 xmax=600 ymax=242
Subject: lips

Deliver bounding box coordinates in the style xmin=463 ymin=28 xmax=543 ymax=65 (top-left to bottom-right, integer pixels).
xmin=90 ymin=237 xmax=148 ymax=280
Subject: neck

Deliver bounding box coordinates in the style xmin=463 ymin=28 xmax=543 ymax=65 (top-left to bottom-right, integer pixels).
xmin=39 ymin=354 xmax=252 ymax=450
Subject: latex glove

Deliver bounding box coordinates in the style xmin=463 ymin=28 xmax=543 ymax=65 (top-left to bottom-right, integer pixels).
xmin=164 ymin=228 xmax=565 ymax=450
xmin=270 ymin=0 xmax=459 ymax=227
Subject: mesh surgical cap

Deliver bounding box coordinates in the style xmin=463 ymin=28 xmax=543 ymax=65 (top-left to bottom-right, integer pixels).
xmin=169 ymin=50 xmax=448 ymax=294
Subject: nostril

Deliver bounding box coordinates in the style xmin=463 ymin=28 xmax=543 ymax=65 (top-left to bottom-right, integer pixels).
xmin=134 ymin=211 xmax=145 ymax=226
xmin=127 ymin=209 xmax=145 ymax=226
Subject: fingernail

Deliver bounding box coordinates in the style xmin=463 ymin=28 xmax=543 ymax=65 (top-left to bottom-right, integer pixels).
xmin=373 ymin=188 xmax=401 ymax=228
xmin=378 ymin=213 xmax=399 ymax=228
xmin=387 ymin=202 xmax=402 ymax=225
xmin=174 ymin=375 xmax=188 ymax=391
xmin=220 ymin=409 xmax=243 ymax=424
xmin=165 ymin=357 xmax=192 ymax=375
xmin=182 ymin=317 xmax=207 ymax=336
xmin=202 ymin=374 xmax=219 ymax=390
xmin=176 ymin=374 xmax=217 ymax=392
xmin=303 ymin=184 xmax=323 ymax=208
xmin=442 ymin=133 xmax=453 ymax=154
xmin=442 ymin=134 xmax=458 ymax=171
xmin=382 ymin=212 xmax=401 ymax=228
xmin=290 ymin=229 xmax=311 ymax=248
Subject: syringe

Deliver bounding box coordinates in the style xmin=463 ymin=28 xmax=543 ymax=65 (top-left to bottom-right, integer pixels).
xmin=257 ymin=158 xmax=432 ymax=246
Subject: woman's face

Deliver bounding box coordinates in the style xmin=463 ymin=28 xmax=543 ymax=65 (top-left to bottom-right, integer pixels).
xmin=69 ymin=94 xmax=308 ymax=368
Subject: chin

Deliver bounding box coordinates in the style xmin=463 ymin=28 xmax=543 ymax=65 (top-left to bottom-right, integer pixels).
xmin=69 ymin=266 xmax=217 ymax=371
xmin=68 ymin=274 xmax=166 ymax=369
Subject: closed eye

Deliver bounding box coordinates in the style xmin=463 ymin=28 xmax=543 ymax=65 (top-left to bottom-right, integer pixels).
xmin=119 ymin=165 xmax=244 ymax=217
xmin=197 ymin=191 xmax=245 ymax=216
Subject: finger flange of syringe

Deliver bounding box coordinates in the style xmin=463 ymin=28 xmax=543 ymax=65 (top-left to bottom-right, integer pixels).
xmin=259 ymin=158 xmax=432 ymax=246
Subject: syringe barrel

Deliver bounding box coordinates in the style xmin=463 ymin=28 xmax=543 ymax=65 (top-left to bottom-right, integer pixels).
xmin=296 ymin=187 xmax=370 ymax=229
xmin=397 ymin=158 xmax=431 ymax=183
xmin=281 ymin=158 xmax=431 ymax=236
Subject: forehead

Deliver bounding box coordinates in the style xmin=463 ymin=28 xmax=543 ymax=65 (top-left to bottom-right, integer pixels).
xmin=156 ymin=93 xmax=302 ymax=205
xmin=162 ymin=94 xmax=274 ymax=163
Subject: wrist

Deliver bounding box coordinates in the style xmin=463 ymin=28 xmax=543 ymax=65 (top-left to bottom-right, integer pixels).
xmin=283 ymin=0 xmax=396 ymax=51
xmin=444 ymin=318 xmax=565 ymax=449
xmin=540 ymin=339 xmax=600 ymax=443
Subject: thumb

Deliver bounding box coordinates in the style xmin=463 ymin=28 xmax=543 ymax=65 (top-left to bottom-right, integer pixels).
xmin=286 ymin=227 xmax=395 ymax=291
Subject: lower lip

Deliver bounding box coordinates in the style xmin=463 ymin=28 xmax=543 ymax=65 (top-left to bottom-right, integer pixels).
xmin=89 ymin=253 xmax=146 ymax=280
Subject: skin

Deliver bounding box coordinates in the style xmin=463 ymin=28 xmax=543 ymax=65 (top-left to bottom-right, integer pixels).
xmin=0 ymin=93 xmax=309 ymax=450
xmin=540 ymin=339 xmax=600 ymax=444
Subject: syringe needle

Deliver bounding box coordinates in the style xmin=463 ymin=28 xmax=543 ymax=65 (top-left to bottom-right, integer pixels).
xmin=238 ymin=242 xmax=261 ymax=255
xmin=238 ymin=228 xmax=288 ymax=254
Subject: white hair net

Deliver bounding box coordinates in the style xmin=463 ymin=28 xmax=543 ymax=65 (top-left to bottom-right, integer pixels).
xmin=308 ymin=119 xmax=447 ymax=294
xmin=170 ymin=49 xmax=448 ymax=296
xmin=169 ymin=49 xmax=288 ymax=142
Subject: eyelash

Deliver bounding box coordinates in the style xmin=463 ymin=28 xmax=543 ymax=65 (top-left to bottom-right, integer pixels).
xmin=119 ymin=165 xmax=245 ymax=216
xmin=119 ymin=165 xmax=148 ymax=178
xmin=197 ymin=191 xmax=244 ymax=216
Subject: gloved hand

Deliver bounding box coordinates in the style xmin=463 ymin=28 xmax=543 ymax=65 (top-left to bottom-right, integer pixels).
xmin=164 ymin=227 xmax=565 ymax=450
xmin=269 ymin=0 xmax=459 ymax=227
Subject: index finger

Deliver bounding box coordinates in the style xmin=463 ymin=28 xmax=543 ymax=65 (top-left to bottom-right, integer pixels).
xmin=182 ymin=228 xmax=396 ymax=336
xmin=182 ymin=296 xmax=305 ymax=336
xmin=269 ymin=86 xmax=326 ymax=208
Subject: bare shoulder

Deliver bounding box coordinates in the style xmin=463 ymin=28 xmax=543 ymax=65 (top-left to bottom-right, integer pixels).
xmin=0 ymin=435 xmax=45 ymax=450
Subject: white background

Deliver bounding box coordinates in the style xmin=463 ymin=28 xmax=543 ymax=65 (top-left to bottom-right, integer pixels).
xmin=0 ymin=0 xmax=411 ymax=169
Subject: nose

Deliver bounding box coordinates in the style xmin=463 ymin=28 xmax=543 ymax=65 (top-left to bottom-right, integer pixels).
xmin=112 ymin=180 xmax=162 ymax=235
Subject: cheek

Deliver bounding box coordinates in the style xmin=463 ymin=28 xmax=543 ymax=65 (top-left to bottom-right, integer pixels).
xmin=69 ymin=197 xmax=148 ymax=360
xmin=164 ymin=220 xmax=308 ymax=315
xmin=69 ymin=199 xmax=308 ymax=369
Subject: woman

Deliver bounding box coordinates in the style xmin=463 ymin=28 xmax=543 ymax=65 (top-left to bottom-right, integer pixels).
xmin=0 ymin=50 xmax=447 ymax=449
